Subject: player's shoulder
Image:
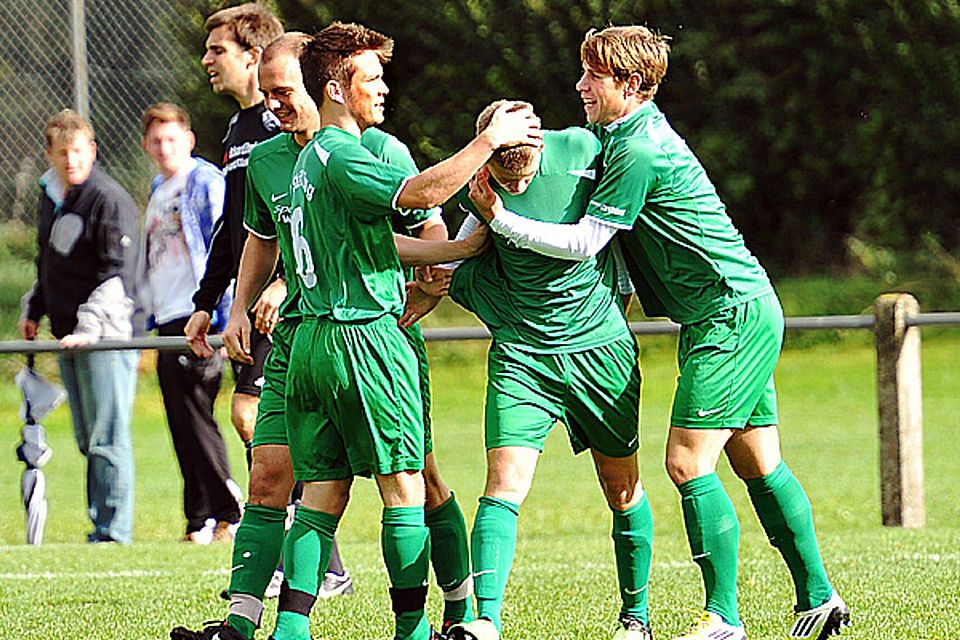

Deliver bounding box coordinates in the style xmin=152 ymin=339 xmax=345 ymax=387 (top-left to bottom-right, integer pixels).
xmin=546 ymin=126 xmax=601 ymax=153
xmin=249 ymin=132 xmax=293 ymax=164
xmin=360 ymin=126 xmax=413 ymax=163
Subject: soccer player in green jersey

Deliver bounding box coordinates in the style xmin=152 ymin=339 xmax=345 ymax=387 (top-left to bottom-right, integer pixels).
xmin=170 ymin=33 xmax=490 ymax=640
xmin=469 ymin=26 xmax=849 ymax=640
xmin=404 ymin=100 xmax=655 ymax=640
xmin=264 ymin=22 xmax=539 ymax=640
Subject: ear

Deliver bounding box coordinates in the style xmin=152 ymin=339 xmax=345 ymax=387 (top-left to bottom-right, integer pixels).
xmin=326 ymin=79 xmax=346 ymax=105
xmin=91 ymin=140 xmax=98 ymax=160
xmin=247 ymin=45 xmax=263 ymax=69
xmin=624 ymin=72 xmax=643 ymax=98
xmin=187 ymin=130 xmax=197 ymax=153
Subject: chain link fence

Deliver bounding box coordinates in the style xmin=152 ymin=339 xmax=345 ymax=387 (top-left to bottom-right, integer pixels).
xmin=0 ymin=0 xmax=188 ymax=219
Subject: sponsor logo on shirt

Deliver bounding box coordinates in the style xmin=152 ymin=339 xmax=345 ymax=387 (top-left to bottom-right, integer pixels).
xmin=568 ymin=169 xmax=597 ymax=180
xmin=291 ymin=169 xmax=315 ymax=202
xmin=589 ymin=199 xmax=626 ymax=217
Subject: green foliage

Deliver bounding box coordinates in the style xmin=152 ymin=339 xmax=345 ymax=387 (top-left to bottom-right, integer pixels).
xmin=175 ymin=0 xmax=960 ymax=273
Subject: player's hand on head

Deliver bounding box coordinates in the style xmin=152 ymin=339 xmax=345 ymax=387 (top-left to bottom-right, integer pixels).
xmin=184 ymin=310 xmax=215 ymax=359
xmin=399 ymin=280 xmax=443 ymax=328
xmin=253 ymin=278 xmax=285 ymax=334
xmin=484 ymin=103 xmax=543 ymax=149
xmin=222 ymin=312 xmax=254 ymax=365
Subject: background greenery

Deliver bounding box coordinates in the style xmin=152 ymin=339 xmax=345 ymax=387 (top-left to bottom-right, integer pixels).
xmin=173 ymin=0 xmax=960 ymax=280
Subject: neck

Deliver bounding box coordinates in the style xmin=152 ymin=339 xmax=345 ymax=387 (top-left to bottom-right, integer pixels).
xmin=294 ymin=115 xmax=322 ymax=147
xmin=232 ymin=76 xmax=263 ymax=110
xmin=320 ymin=104 xmax=362 ymax=138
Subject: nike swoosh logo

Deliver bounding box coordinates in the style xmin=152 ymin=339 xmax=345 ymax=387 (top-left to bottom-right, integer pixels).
xmin=623 ymin=586 xmax=647 ymax=595
xmin=230 ymin=564 xmax=245 ymax=572
xmin=472 ymin=569 xmax=496 ymax=578
xmin=271 ymin=192 xmax=287 ymax=202
xmin=696 ymin=408 xmax=723 ymax=417
xmin=626 ymin=435 xmax=639 ymax=448
xmin=692 ymin=552 xmax=712 ymax=559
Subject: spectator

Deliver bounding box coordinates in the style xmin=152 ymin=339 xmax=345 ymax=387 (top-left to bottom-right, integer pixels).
xmin=139 ymin=102 xmax=243 ymax=543
xmin=19 ymin=109 xmax=139 ymax=544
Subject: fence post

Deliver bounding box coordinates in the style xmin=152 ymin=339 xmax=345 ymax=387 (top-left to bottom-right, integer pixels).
xmin=873 ymin=293 xmax=925 ymax=527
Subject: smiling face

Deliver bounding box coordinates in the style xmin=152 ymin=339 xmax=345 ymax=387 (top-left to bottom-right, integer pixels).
xmin=259 ymin=54 xmax=319 ymax=143
xmin=46 ymin=132 xmax=96 ymax=188
xmin=343 ymin=50 xmax=389 ymax=129
xmin=143 ymin=120 xmax=194 ymax=179
xmin=201 ymin=25 xmax=254 ymax=99
xmin=575 ymin=63 xmax=629 ymax=126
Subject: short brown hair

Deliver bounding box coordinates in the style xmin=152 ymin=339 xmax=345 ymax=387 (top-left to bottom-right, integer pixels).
xmin=581 ymin=26 xmax=670 ymax=100
xmin=476 ymin=100 xmax=539 ymax=175
xmin=205 ymin=2 xmax=283 ymax=50
xmin=262 ymin=31 xmax=309 ymax=65
xmin=44 ymin=109 xmax=95 ymax=149
xmin=141 ymin=102 xmax=191 ymax=137
xmin=300 ymin=22 xmax=393 ymax=106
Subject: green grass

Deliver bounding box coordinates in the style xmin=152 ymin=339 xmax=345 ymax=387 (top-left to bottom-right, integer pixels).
xmin=1 ymin=334 xmax=959 ymax=639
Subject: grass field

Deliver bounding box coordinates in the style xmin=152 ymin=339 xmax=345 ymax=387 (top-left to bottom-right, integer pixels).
xmin=0 ymin=325 xmax=958 ymax=639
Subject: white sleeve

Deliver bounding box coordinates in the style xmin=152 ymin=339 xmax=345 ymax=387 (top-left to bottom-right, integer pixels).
xmin=610 ymin=240 xmax=635 ymax=295
xmin=437 ymin=214 xmax=482 ymax=271
xmin=488 ymin=208 xmax=618 ymax=260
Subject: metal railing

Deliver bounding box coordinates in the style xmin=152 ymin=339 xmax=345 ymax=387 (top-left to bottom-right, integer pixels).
xmin=0 ymin=294 xmax=953 ymax=528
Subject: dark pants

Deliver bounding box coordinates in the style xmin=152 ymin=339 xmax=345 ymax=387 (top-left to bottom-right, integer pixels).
xmin=157 ymin=317 xmax=241 ymax=533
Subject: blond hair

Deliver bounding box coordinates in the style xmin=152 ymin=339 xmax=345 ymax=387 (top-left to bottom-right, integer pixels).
xmin=141 ymin=102 xmax=191 ymax=137
xmin=204 ymin=2 xmax=283 ymax=50
xmin=581 ymin=26 xmax=670 ymax=100
xmin=476 ymin=100 xmax=539 ymax=175
xmin=43 ymin=109 xmax=95 ymax=149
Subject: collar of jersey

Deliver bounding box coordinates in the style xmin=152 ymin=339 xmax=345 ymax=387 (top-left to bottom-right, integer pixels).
xmin=603 ymin=100 xmax=657 ymax=133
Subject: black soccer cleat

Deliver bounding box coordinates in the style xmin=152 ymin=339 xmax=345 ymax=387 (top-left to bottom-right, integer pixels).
xmin=170 ymin=620 xmax=245 ymax=640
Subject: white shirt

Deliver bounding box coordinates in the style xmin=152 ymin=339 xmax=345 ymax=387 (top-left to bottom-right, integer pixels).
xmin=144 ymin=159 xmax=199 ymax=325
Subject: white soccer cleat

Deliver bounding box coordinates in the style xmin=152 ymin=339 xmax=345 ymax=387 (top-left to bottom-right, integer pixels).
xmin=673 ymin=611 xmax=746 ymax=640
xmin=446 ymin=618 xmax=500 ymax=640
xmin=613 ymin=614 xmax=654 ymax=640
xmin=788 ymin=591 xmax=850 ymax=639
xmin=316 ymin=569 xmax=354 ymax=599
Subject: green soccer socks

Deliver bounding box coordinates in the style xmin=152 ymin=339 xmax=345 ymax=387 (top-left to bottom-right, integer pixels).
xmin=225 ymin=503 xmax=288 ymax=638
xmin=679 ymin=473 xmax=742 ymax=627
xmin=470 ymin=495 xmax=520 ymax=632
xmin=612 ymin=493 xmax=654 ymax=624
xmin=745 ymin=461 xmax=833 ymax=611
xmin=382 ymin=506 xmax=432 ymax=640
xmin=425 ymin=492 xmax=475 ymax=626
xmin=272 ymin=505 xmax=338 ymax=640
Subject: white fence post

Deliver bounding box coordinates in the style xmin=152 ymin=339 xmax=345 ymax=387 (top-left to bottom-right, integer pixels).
xmin=874 ymin=293 xmax=925 ymax=527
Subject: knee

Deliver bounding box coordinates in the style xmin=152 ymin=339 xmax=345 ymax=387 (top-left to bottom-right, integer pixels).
xmin=598 ymin=471 xmax=640 ymax=511
xmin=247 ymin=455 xmax=294 ymax=508
xmin=423 ymin=462 xmax=451 ymax=510
xmin=665 ymin=450 xmax=702 ymax=487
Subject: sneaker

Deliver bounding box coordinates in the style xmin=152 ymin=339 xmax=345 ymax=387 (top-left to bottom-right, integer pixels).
xmin=672 ymin=612 xmax=746 ymax=640
xmin=788 ymin=592 xmax=850 ymax=639
xmin=447 ymin=618 xmax=499 ymax=640
xmin=212 ymin=521 xmax=238 ymax=543
xmin=614 ymin=614 xmax=654 ymax=640
xmin=316 ymin=570 xmax=354 ymax=599
xmin=181 ymin=529 xmax=213 ymax=545
xmin=170 ymin=620 xmax=245 ymax=640
xmin=264 ymin=567 xmax=284 ymax=599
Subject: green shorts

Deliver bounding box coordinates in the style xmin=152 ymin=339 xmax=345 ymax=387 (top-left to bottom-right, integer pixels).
xmin=485 ymin=335 xmax=641 ymax=458
xmin=401 ymin=323 xmax=433 ymax=455
xmin=285 ymin=316 xmax=425 ymax=482
xmin=251 ymin=318 xmax=298 ymax=448
xmin=671 ymin=291 xmax=783 ymax=429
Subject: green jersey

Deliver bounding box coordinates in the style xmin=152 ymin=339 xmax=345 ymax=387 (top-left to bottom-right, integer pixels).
xmin=289 ymin=126 xmax=423 ymax=322
xmin=587 ymin=101 xmax=772 ymax=324
xmin=451 ymin=127 xmax=629 ymax=353
xmin=245 ymin=129 xmax=435 ymax=321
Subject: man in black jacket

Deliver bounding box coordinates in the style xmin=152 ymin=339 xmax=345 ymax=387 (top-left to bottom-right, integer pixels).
xmin=19 ymin=109 xmax=139 ymax=544
xmin=184 ymin=4 xmax=283 ymax=478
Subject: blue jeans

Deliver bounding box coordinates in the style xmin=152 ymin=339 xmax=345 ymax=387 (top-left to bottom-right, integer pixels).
xmin=58 ymin=350 xmax=139 ymax=544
